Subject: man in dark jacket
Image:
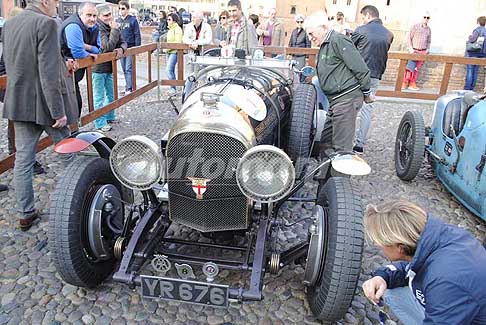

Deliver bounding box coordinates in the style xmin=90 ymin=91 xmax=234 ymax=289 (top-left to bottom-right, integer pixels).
xmin=288 ymin=14 xmax=311 ymax=71
xmin=351 ymin=5 xmax=394 ymax=153
xmin=117 ymin=1 xmax=141 ymax=95
xmin=2 ymin=0 xmax=78 ymax=230
xmin=305 ymin=11 xmax=372 ymax=157
xmin=60 ymin=1 xmax=101 ymax=116
xmin=92 ymin=4 xmax=127 ymax=132
xmin=363 ymin=200 xmax=486 ymax=324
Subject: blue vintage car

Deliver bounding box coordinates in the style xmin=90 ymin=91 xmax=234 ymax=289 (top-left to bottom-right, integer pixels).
xmin=395 ymin=91 xmax=486 ymax=221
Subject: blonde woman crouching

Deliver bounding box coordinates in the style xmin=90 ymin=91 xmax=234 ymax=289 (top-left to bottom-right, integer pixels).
xmin=363 ymin=200 xmax=486 ymax=324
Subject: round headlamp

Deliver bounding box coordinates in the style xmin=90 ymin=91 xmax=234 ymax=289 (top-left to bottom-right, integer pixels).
xmin=110 ymin=136 xmax=163 ymax=190
xmin=236 ymin=145 xmax=295 ymax=203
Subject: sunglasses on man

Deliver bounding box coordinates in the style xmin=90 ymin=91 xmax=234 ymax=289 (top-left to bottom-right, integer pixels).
xmin=423 ymin=16 xmax=430 ymax=19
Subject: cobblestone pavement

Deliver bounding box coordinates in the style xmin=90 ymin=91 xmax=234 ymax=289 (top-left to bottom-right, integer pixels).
xmin=1 ymin=92 xmax=486 ymax=325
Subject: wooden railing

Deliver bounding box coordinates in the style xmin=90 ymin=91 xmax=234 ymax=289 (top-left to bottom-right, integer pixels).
xmin=0 ymin=43 xmax=159 ymax=174
xmin=1 ymin=44 xmax=486 ymax=174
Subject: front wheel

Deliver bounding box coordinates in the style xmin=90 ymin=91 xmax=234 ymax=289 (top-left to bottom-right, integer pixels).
xmin=49 ymin=157 xmax=127 ymax=287
xmin=306 ymin=177 xmax=364 ymax=322
xmin=394 ymin=111 xmax=425 ymax=181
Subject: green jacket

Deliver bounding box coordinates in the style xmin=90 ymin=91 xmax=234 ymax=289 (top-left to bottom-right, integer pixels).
xmin=317 ymin=30 xmax=371 ymax=104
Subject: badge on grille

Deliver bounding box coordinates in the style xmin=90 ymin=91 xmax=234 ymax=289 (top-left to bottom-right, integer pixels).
xmin=175 ymin=263 xmax=195 ymax=280
xmin=202 ymin=262 xmax=219 ymax=282
xmin=188 ymin=177 xmax=211 ymax=199
xmin=151 ymin=254 xmax=171 ymax=274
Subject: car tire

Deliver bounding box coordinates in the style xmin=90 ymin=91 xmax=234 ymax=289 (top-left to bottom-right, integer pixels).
xmin=285 ymin=83 xmax=316 ymax=179
xmin=49 ymin=157 xmax=125 ymax=288
xmin=394 ymin=111 xmax=425 ymax=181
xmin=307 ymin=177 xmax=364 ymax=322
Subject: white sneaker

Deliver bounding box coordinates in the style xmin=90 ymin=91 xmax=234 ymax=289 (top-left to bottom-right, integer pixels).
xmin=100 ymin=125 xmax=112 ymax=132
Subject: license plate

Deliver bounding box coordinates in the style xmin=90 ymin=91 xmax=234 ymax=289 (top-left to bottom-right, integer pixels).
xmin=140 ymin=275 xmax=229 ymax=308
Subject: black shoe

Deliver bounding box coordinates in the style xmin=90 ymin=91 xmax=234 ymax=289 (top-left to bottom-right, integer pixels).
xmin=0 ymin=184 xmax=8 ymax=192
xmin=33 ymin=161 xmax=45 ymax=175
xmin=353 ymin=145 xmax=364 ymax=153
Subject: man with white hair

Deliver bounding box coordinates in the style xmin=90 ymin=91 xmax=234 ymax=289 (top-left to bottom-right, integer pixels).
xmin=183 ymin=11 xmax=212 ymax=75
xmin=305 ymin=11 xmax=372 ymax=157
xmin=183 ymin=11 xmax=212 ymax=56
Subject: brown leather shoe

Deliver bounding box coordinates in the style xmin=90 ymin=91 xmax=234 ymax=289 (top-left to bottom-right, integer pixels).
xmin=19 ymin=210 xmax=40 ymax=231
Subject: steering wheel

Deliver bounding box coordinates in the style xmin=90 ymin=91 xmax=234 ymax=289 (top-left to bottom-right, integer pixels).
xmin=203 ymin=48 xmax=221 ymax=57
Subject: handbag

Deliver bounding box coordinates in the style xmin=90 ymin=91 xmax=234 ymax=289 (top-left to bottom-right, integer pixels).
xmin=466 ymin=36 xmax=484 ymax=52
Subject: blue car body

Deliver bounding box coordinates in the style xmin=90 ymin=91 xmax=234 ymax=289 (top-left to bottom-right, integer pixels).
xmin=427 ymin=92 xmax=486 ymax=220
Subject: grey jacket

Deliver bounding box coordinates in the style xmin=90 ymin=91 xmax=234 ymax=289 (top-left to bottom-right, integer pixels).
xmin=227 ymin=15 xmax=259 ymax=55
xmin=2 ymin=6 xmax=78 ymax=125
xmin=93 ymin=19 xmax=127 ymax=74
xmin=213 ymin=24 xmax=228 ymax=46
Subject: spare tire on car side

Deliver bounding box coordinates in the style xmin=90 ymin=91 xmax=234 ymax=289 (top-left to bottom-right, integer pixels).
xmin=394 ymin=111 xmax=425 ymax=181
xmin=285 ymin=83 xmax=316 ymax=178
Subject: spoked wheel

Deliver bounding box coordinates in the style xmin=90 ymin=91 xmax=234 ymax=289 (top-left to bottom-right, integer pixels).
xmin=305 ymin=177 xmax=364 ymax=322
xmin=49 ymin=157 xmax=127 ymax=287
xmin=285 ymin=83 xmax=316 ymax=179
xmin=394 ymin=111 xmax=425 ymax=181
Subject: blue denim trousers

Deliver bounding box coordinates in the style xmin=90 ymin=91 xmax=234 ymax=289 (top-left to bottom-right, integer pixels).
xmin=384 ymin=286 xmax=425 ymax=325
xmin=152 ymin=31 xmax=160 ymax=43
xmin=13 ymin=121 xmax=71 ymax=219
xmin=120 ymin=56 xmax=133 ymax=91
xmin=92 ymin=72 xmax=115 ymax=129
xmin=464 ymin=64 xmax=480 ymax=90
xmin=166 ymin=53 xmax=177 ymax=90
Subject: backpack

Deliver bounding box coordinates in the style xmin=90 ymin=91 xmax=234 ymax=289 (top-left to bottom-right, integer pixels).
xmin=181 ymin=11 xmax=191 ymax=25
xmin=466 ymin=27 xmax=486 ymax=53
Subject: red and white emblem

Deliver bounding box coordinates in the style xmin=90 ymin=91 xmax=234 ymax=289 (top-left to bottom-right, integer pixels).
xmin=188 ymin=177 xmax=211 ymax=200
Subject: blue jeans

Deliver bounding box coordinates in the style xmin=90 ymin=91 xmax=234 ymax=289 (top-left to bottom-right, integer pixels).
xmin=384 ymin=286 xmax=425 ymax=325
xmin=356 ymin=77 xmax=380 ymax=147
xmin=166 ymin=53 xmax=177 ymax=91
xmin=464 ymin=64 xmax=480 ymax=90
xmin=92 ymin=72 xmax=115 ymax=129
xmin=13 ymin=121 xmax=71 ymax=219
xmin=120 ymin=56 xmax=133 ymax=91
xmin=152 ymin=31 xmax=160 ymax=43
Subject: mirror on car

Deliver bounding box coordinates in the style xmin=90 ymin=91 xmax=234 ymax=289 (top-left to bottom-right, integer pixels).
xmin=301 ymin=66 xmax=316 ymax=77
xmin=331 ymin=154 xmax=371 ymax=176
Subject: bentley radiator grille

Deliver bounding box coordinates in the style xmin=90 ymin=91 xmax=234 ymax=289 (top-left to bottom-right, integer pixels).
xmin=166 ymin=132 xmax=249 ymax=232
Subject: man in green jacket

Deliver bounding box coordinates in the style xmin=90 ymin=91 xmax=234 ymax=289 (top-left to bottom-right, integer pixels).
xmin=305 ymin=11 xmax=373 ymax=157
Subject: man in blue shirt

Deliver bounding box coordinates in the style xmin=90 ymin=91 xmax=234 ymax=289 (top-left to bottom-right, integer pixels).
xmin=60 ymin=1 xmax=101 ymax=116
xmin=117 ymin=1 xmax=141 ymax=95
